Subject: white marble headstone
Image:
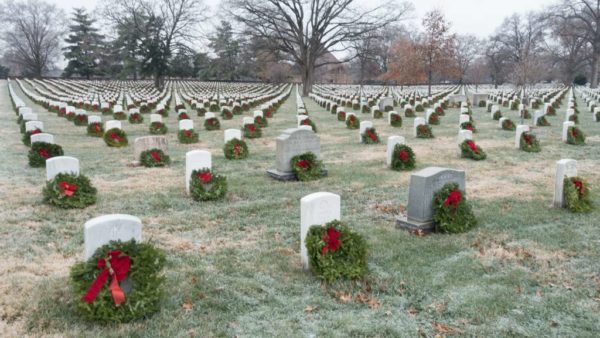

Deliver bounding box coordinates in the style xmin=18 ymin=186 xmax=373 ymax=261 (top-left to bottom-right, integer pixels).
xmin=300 ymin=192 xmax=341 ymax=270
xmin=413 ymin=117 xmax=426 ymax=137
xmin=84 ymin=214 xmax=142 ymax=260
xmin=150 ymin=114 xmax=162 ymax=123
xmin=243 ymin=117 xmax=254 ymax=125
xmin=179 ymin=119 xmax=194 ymax=130
xmin=553 ymin=159 xmax=577 ymax=208
xmin=88 ymin=115 xmax=102 ymax=124
xmin=224 ymin=129 xmax=242 ymax=142
xmin=31 ymin=133 xmax=54 ymax=145
xmin=25 ymin=121 xmax=43 ymax=132
xmin=387 ymin=136 xmax=406 ymax=166
xmin=515 ymin=125 xmax=530 ymax=148
xmin=459 ymin=114 xmax=470 ymax=126
xmin=359 ymin=121 xmax=374 ymax=142
xmin=46 ymin=156 xmax=79 ymax=181
xmin=105 ymin=120 xmax=122 ymax=130
xmin=185 ymin=150 xmax=212 ymax=194
xmin=562 ymin=121 xmax=575 ymax=141
xmin=458 ymin=130 xmax=473 ymax=143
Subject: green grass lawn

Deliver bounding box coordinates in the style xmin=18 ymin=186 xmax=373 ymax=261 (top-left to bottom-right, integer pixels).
xmin=1 ymin=80 xmax=599 ymax=337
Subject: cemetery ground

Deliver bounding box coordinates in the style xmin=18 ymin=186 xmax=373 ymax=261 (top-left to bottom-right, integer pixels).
xmin=1 ymin=80 xmax=600 ymax=337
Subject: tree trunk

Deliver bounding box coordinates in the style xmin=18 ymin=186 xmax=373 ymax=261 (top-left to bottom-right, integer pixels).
xmin=427 ymin=69 xmax=432 ymax=96
xmin=591 ymin=50 xmax=599 ymax=88
xmin=301 ymin=64 xmax=314 ymax=96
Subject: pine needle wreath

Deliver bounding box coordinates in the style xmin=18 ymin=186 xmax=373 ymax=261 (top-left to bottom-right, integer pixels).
xmin=128 ymin=113 xmax=144 ymax=124
xmin=566 ymin=126 xmax=585 ymax=145
xmin=415 ymin=104 xmax=424 ymax=112
xmin=22 ymin=128 xmax=42 ymax=146
xmin=493 ymin=111 xmax=502 ymax=120
xmin=563 ymin=176 xmax=594 ymax=213
xmin=546 ymin=105 xmax=556 ymax=116
xmin=405 ymin=108 xmax=415 ymax=117
xmin=74 ymin=115 xmax=88 ymax=126
xmin=416 ymin=124 xmax=434 ymax=138
xmin=204 ymin=117 xmax=221 ymax=131
xmin=221 ymin=109 xmax=233 ymax=120
xmin=373 ymin=109 xmax=383 ymax=119
xmin=290 ymin=152 xmax=323 ymax=181
xmin=346 ymin=115 xmax=360 ymax=129
xmin=521 ymin=109 xmax=531 ymax=119
xmin=502 ymin=119 xmax=516 ymax=131
xmin=70 ymin=240 xmax=166 ymax=323
xmin=337 ymin=111 xmax=346 ymax=121
xmin=362 ymin=105 xmax=370 ymax=114
xmin=43 ymin=172 xmax=97 ymax=208
xmin=104 ymin=128 xmax=129 ymax=147
xmin=478 ymin=100 xmax=486 ymax=107
xmin=87 ymin=123 xmax=104 ymax=137
xmin=595 ymin=111 xmax=600 ymax=122
xmin=149 ymin=122 xmax=168 ymax=135
xmin=29 ymin=142 xmax=64 ymax=167
xmin=140 ymin=149 xmax=170 ymax=167
xmin=189 ymin=168 xmax=228 ymax=201
xmin=66 ymin=112 xmax=76 ymax=122
xmin=435 ymin=106 xmax=445 ymax=116
xmin=113 ymin=112 xmax=126 ymax=120
xmin=520 ymin=132 xmax=541 ymax=152
xmin=536 ymin=115 xmax=550 ymax=126
xmin=568 ymin=114 xmax=579 ymax=124
xmin=197 ymin=107 xmax=207 ymax=116
xmin=460 ymin=140 xmax=487 ymax=161
xmin=390 ymin=113 xmax=402 ymax=127
xmin=428 ymin=112 xmax=440 ymax=125
xmin=391 ymin=144 xmax=416 ymax=171
xmin=361 ymin=127 xmax=380 ymax=144
xmin=460 ymin=121 xmax=477 ymax=133
xmin=243 ymin=123 xmax=262 ymax=138
xmin=432 ymin=183 xmax=477 ymax=233
xmin=254 ymin=115 xmax=268 ymax=128
xmin=300 ymin=118 xmax=317 ymax=132
xmin=178 ymin=129 xmax=199 ymax=144
xmin=178 ymin=112 xmax=191 ymax=121
xmin=223 ymin=138 xmax=249 ymax=160
xmin=305 ymin=220 xmax=368 ymax=283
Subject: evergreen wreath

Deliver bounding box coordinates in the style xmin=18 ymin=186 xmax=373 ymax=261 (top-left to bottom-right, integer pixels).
xmin=29 ymin=142 xmax=64 ymax=167
xmin=546 ymin=105 xmax=556 ymax=115
xmin=404 ymin=107 xmax=415 ymax=117
xmin=243 ymin=123 xmax=262 ymax=138
xmin=178 ymin=129 xmax=199 ymax=144
xmin=415 ymin=104 xmax=424 ymax=112
xmin=43 ymin=172 xmax=97 ymax=208
xmin=521 ymin=109 xmax=531 ymax=119
xmin=390 ymin=112 xmax=402 ymax=127
xmin=595 ymin=111 xmax=600 ymax=122
xmin=502 ymin=118 xmax=516 ymax=131
xmin=104 ymin=128 xmax=129 ymax=147
xmin=70 ymin=240 xmax=166 ymax=323
xmin=197 ymin=107 xmax=207 ymax=116
xmin=432 ymin=183 xmax=477 ymax=233
xmin=346 ymin=115 xmax=360 ymax=129
xmin=460 ymin=121 xmax=477 ymax=133
xmin=373 ymin=109 xmax=383 ymax=119
xmin=566 ymin=126 xmax=585 ymax=145
xmin=428 ymin=112 xmax=440 ymax=125
xmin=362 ymin=105 xmax=370 ymax=114
xmin=254 ymin=115 xmax=268 ymax=128
xmin=149 ymin=122 xmax=168 ymax=135
xmin=416 ymin=124 xmax=434 ymax=138
xmin=223 ymin=138 xmax=249 ymax=160
xmin=113 ymin=111 xmax=127 ymax=120
xmin=140 ymin=149 xmax=170 ymax=167
xmin=519 ymin=132 xmax=541 ymax=152
xmin=568 ymin=114 xmax=579 ymax=124
xmin=337 ymin=111 xmax=346 ymax=121
xmin=361 ymin=127 xmax=380 ymax=144
xmin=128 ymin=113 xmax=143 ymax=124
xmin=189 ymin=168 xmax=228 ymax=201
xmin=66 ymin=111 xmax=76 ymax=121
xmin=563 ymin=176 xmax=594 ymax=213
xmin=536 ymin=115 xmax=550 ymax=126
xmin=221 ymin=109 xmax=233 ymax=120
xmin=74 ymin=114 xmax=88 ymax=126
xmin=493 ymin=110 xmax=502 ymax=120
xmin=391 ymin=144 xmax=416 ymax=171
xmin=178 ymin=112 xmax=191 ymax=121
xmin=305 ymin=220 xmax=368 ymax=283
xmin=290 ymin=152 xmax=323 ymax=181
xmin=460 ymin=140 xmax=487 ymax=161
xmin=22 ymin=128 xmax=42 ymax=146
xmin=435 ymin=106 xmax=445 ymax=115
xmin=300 ymin=118 xmax=317 ymax=132
xmin=87 ymin=122 xmax=104 ymax=137
xmin=204 ymin=117 xmax=221 ymax=131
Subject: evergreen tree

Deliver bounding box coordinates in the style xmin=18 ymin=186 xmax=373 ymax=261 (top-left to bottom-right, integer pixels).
xmin=63 ymin=8 xmax=104 ymax=79
xmin=209 ymin=21 xmax=241 ymax=81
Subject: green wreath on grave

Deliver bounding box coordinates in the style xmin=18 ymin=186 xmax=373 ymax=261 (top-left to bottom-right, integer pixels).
xmin=493 ymin=110 xmax=502 ymax=120
xmin=460 ymin=140 xmax=487 ymax=161
xmin=337 ymin=111 xmax=347 ymax=121
xmin=128 ymin=113 xmax=144 ymax=124
xmin=149 ymin=122 xmax=168 ymax=135
xmin=361 ymin=127 xmax=380 ymax=144
xmin=415 ymin=104 xmax=424 ymax=112
xmin=113 ymin=112 xmax=126 ymax=120
xmin=416 ymin=124 xmax=434 ymax=138
xmin=460 ymin=121 xmax=477 ymax=133
xmin=404 ymin=108 xmax=415 ymax=117
xmin=521 ymin=109 xmax=531 ymax=119
xmin=254 ymin=115 xmax=268 ymax=128
xmin=390 ymin=112 xmax=402 ymax=127
xmin=204 ymin=117 xmax=221 ymax=131
xmin=178 ymin=129 xmax=199 ymax=144
xmin=566 ymin=126 xmax=585 ymax=145
xmin=140 ymin=149 xmax=170 ymax=167
xmin=189 ymin=168 xmax=228 ymax=201
xmin=568 ymin=114 xmax=579 ymax=124
xmin=43 ymin=172 xmax=97 ymax=209
xmin=428 ymin=112 xmax=440 ymax=125
xmin=432 ymin=183 xmax=477 ymax=233
xmin=536 ymin=116 xmax=550 ymax=127
xmin=346 ymin=115 xmax=360 ymax=129
xmin=178 ymin=112 xmax=191 ymax=121
xmin=243 ymin=123 xmax=262 ymax=138
xmin=223 ymin=138 xmax=249 ymax=160
xmin=74 ymin=114 xmax=88 ymax=126
xmin=373 ymin=109 xmax=383 ymax=119
xmin=519 ymin=132 xmax=540 ymax=153
xmin=435 ymin=106 xmax=445 ymax=115
xmin=595 ymin=111 xmax=600 ymax=122
xmin=305 ymin=220 xmax=368 ymax=283
xmin=197 ymin=107 xmax=207 ymax=116
xmin=29 ymin=142 xmax=64 ymax=167
xmin=104 ymin=128 xmax=129 ymax=147
xmin=361 ymin=105 xmax=370 ymax=114
xmin=22 ymin=128 xmax=42 ymax=146
xmin=66 ymin=112 xmax=76 ymax=122
xmin=546 ymin=105 xmax=556 ymax=115
xmin=290 ymin=152 xmax=323 ymax=181
xmin=70 ymin=240 xmax=166 ymax=323
xmin=478 ymin=100 xmax=486 ymax=107
xmin=391 ymin=144 xmax=416 ymax=171
xmin=87 ymin=122 xmax=104 ymax=137
xmin=300 ymin=118 xmax=317 ymax=132
xmin=563 ymin=176 xmax=594 ymax=213
xmin=502 ymin=118 xmax=516 ymax=131
xmin=221 ymin=109 xmax=233 ymax=120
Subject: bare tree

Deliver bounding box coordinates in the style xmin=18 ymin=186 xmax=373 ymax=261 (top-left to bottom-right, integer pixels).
xmin=420 ymin=9 xmax=456 ymax=96
xmin=0 ymin=0 xmax=65 ymax=77
xmin=454 ymin=34 xmax=481 ymax=84
xmin=544 ymin=14 xmax=589 ymax=84
xmin=226 ymin=0 xmax=412 ymax=96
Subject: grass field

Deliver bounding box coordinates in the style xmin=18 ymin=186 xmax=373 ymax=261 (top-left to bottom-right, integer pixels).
xmin=1 ymin=79 xmax=599 ymax=337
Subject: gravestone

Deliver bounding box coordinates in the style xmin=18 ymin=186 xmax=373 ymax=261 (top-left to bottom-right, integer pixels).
xmin=449 ymin=95 xmax=467 ymax=106
xmin=31 ymin=133 xmax=54 ymax=145
xmin=553 ymin=159 xmax=577 ymax=208
xmin=515 ymin=125 xmax=530 ymax=148
xmin=397 ymin=167 xmax=466 ymax=232
xmin=459 ymin=114 xmax=470 ymax=126
xmin=179 ymin=119 xmax=194 ymax=130
xmin=88 ymin=115 xmax=102 ymax=124
xmin=359 ymin=121 xmax=373 ymax=142
xmin=470 ymin=94 xmax=487 ymax=106
xmin=562 ymin=121 xmax=575 ymax=141
xmin=253 ymin=111 xmax=263 ymax=118
xmin=386 ymin=136 xmax=405 ymax=166
xmin=133 ymin=136 xmax=168 ymax=164
xmin=84 ymin=214 xmax=142 ymax=260
xmin=18 ymin=107 xmax=32 ymax=116
xmin=300 ymin=192 xmax=341 ymax=270
xmin=113 ymin=105 xmax=123 ymax=113
xmin=413 ymin=117 xmax=426 ymax=137
xmin=22 ymin=112 xmax=38 ymax=122
xmin=378 ymin=97 xmax=394 ymax=112
xmin=224 ymin=129 xmax=242 ymax=142
xmin=46 ymin=156 xmax=79 ymax=181
xmin=387 ymin=111 xmax=399 ymax=124
xmin=297 ymin=115 xmax=309 ymax=126
xmin=533 ymin=111 xmax=545 ymax=125
xmin=150 ymin=114 xmax=162 ymax=123
xmin=498 ymin=117 xmax=508 ymax=128
xmin=185 ymin=150 xmax=211 ymax=194
xmin=242 ymin=117 xmax=254 ymax=126
xmin=25 ymin=121 xmax=43 ymax=132
xmin=267 ymin=128 xmax=324 ymax=181
xmin=105 ymin=120 xmax=122 ymax=130
xmin=458 ymin=130 xmax=473 ymax=143
xmin=205 ymin=112 xmax=216 ymax=119
xmin=565 ymin=109 xmax=575 ymax=122
xmin=346 ymin=112 xmax=356 ymax=121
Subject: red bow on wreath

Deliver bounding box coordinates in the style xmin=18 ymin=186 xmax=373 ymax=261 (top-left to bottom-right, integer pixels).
xmin=573 ymin=180 xmax=584 ymax=196
xmin=110 ymin=133 xmax=122 ymax=142
xmin=466 ymin=141 xmax=478 ymax=154
xmin=31 ymin=129 xmax=41 ymax=135
xmin=233 ymin=144 xmax=242 ymax=156
xmin=398 ymin=150 xmax=409 ymax=162
xmin=367 ymin=130 xmax=377 ymax=141
xmin=199 ymin=172 xmax=212 ymax=184
xmin=321 ymin=227 xmax=342 ymax=255
xmin=82 ymin=250 xmax=131 ymax=306
xmin=296 ymin=159 xmax=309 ymax=169
xmin=444 ymin=190 xmax=462 ymax=208
xmin=151 ymin=151 xmax=161 ymax=162
xmin=38 ymin=148 xmax=50 ymax=159
xmin=58 ymin=181 xmax=77 ymax=197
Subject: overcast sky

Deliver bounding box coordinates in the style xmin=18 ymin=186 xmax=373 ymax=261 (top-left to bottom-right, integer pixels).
xmin=51 ymin=0 xmax=552 ymax=38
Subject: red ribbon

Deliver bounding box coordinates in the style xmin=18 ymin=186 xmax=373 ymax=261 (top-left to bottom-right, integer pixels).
xmin=367 ymin=130 xmax=377 ymax=141
xmin=398 ymin=150 xmax=409 ymax=162
xmin=82 ymin=250 xmax=131 ymax=306
xmin=199 ymin=172 xmax=212 ymax=184
xmin=574 ymin=180 xmax=584 ymax=196
xmin=110 ymin=133 xmax=122 ymax=142
xmin=38 ymin=149 xmax=50 ymax=158
xmin=233 ymin=144 xmax=242 ymax=156
xmin=94 ymin=124 xmax=101 ymax=132
xmin=31 ymin=129 xmax=41 ymax=135
xmin=444 ymin=190 xmax=462 ymax=208
xmin=321 ymin=227 xmax=342 ymax=255
xmin=151 ymin=151 xmax=161 ymax=162
xmin=296 ymin=159 xmax=309 ymax=169
xmin=180 ymin=114 xmax=189 ymax=119
xmin=247 ymin=124 xmax=256 ymax=132
xmin=58 ymin=181 xmax=77 ymax=197
xmin=466 ymin=141 xmax=478 ymax=154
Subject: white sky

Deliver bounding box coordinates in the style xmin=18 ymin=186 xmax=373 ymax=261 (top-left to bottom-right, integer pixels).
xmin=50 ymin=0 xmax=554 ymax=38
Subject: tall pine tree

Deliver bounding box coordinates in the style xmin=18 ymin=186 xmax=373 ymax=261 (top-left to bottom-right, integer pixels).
xmin=63 ymin=8 xmax=104 ymax=79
